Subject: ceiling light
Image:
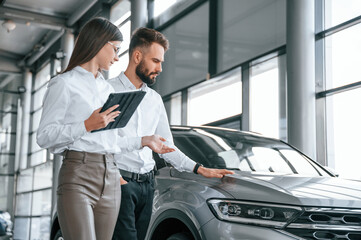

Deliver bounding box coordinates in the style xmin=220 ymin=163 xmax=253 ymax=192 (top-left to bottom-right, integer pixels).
xmin=2 ymin=20 xmax=16 ymax=33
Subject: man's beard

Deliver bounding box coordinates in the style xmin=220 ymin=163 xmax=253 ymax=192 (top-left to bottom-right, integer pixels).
xmin=135 ymin=60 xmax=159 ymax=86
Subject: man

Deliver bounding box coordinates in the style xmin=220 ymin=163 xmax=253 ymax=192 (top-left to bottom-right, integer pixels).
xmin=109 ymin=28 xmax=233 ymax=240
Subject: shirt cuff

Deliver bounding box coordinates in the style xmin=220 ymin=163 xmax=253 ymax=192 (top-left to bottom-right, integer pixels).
xmin=184 ymin=160 xmax=197 ymax=173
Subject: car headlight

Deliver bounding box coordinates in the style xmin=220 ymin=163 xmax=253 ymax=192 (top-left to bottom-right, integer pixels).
xmin=207 ymin=199 xmax=303 ymax=228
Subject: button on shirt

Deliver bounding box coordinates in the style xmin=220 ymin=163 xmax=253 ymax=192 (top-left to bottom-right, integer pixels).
xmin=37 ymin=66 xmax=142 ymax=154
xmin=108 ymin=72 xmax=196 ymax=174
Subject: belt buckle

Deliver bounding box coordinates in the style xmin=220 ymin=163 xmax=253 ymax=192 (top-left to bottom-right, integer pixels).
xmin=136 ymin=173 xmax=141 ymax=182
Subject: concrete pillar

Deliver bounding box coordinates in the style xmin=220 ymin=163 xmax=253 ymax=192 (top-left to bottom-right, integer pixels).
xmin=14 ymin=98 xmax=22 ymax=171
xmin=131 ymin=0 xmax=148 ymax=32
xmin=286 ymin=0 xmax=316 ymax=159
xmin=61 ymin=30 xmax=74 ymax=71
xmin=6 ymin=82 xmax=19 ymax=217
xmin=19 ymin=70 xmax=32 ymax=169
xmin=241 ymin=64 xmax=250 ymax=131
xmin=278 ymin=54 xmax=287 ymax=141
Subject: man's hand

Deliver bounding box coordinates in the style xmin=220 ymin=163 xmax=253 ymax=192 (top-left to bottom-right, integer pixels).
xmin=197 ymin=166 xmax=234 ymax=178
xmin=120 ymin=177 xmax=128 ymax=185
xmin=141 ymin=135 xmax=175 ymax=154
xmin=84 ymin=104 xmax=120 ymax=132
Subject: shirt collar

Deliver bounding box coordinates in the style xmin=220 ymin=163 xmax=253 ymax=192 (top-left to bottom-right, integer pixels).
xmin=119 ymin=72 xmax=148 ymax=91
xmin=74 ymin=66 xmax=103 ymax=80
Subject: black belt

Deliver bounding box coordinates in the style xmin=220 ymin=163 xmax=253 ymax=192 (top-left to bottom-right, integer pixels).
xmin=119 ymin=169 xmax=154 ymax=183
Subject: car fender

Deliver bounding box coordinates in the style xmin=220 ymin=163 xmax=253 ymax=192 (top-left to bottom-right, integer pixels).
xmin=146 ymin=208 xmax=203 ymax=240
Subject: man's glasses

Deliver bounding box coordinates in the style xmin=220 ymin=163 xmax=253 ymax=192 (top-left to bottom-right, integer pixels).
xmin=107 ymin=41 xmax=121 ymax=57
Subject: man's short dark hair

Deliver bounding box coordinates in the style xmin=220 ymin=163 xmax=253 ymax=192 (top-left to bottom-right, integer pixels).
xmin=129 ymin=27 xmax=169 ymax=57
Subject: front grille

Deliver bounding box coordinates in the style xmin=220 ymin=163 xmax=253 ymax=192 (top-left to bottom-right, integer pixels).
xmin=285 ymin=208 xmax=361 ymax=240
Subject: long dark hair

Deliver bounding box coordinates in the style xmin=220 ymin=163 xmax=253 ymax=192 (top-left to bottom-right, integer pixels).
xmin=64 ymin=17 xmax=123 ymax=73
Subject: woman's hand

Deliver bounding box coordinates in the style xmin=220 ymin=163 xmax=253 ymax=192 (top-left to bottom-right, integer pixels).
xmin=84 ymin=104 xmax=120 ymax=132
xmin=197 ymin=166 xmax=234 ymax=178
xmin=141 ymin=135 xmax=175 ymax=154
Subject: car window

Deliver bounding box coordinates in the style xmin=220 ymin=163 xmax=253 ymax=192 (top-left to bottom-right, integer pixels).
xmin=172 ymin=128 xmax=330 ymax=177
xmin=247 ymin=147 xmax=294 ymax=174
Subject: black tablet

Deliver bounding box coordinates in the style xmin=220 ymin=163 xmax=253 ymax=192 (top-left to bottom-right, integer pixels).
xmin=92 ymin=90 xmax=146 ymax=132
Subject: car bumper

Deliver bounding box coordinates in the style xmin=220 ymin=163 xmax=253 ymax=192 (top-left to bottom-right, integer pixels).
xmin=200 ymin=218 xmax=302 ymax=240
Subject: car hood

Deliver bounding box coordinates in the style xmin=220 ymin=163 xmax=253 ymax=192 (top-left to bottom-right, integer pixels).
xmin=192 ymin=171 xmax=361 ymax=208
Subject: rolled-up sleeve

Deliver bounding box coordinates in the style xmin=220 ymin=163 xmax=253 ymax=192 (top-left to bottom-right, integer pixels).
xmin=36 ymin=77 xmax=88 ymax=152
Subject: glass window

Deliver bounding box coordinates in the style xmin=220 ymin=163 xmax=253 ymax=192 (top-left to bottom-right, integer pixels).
xmin=30 ymin=150 xmax=47 ymax=167
xmin=324 ymin=0 xmax=361 ymax=29
xmin=32 ymin=109 xmax=42 ymax=132
xmin=154 ymin=0 xmax=179 ymax=18
xmin=280 ymin=149 xmax=321 ymax=176
xmin=34 ymin=64 xmax=50 ymax=91
xmin=0 ymin=176 xmax=9 ymax=210
xmin=218 ymin=0 xmax=286 ymax=72
xmin=0 ymin=133 xmax=14 ymax=154
xmin=0 ymin=154 xmax=11 ymax=173
xmin=248 ymin=147 xmax=293 ymax=174
xmin=33 ymin=162 xmax=52 ymax=190
xmin=250 ymin=57 xmax=280 ymax=138
xmin=30 ymin=217 xmax=51 ymax=240
xmin=119 ymin=20 xmax=131 ymax=52
xmin=13 ymin=218 xmax=30 ymax=240
xmin=188 ymin=67 xmax=242 ymax=126
xmin=326 ymin=87 xmax=361 ymax=180
xmin=325 ymin=23 xmax=361 ymax=90
xmin=30 ymin=132 xmax=42 ymax=153
xmin=17 ymin=169 xmax=33 ymax=193
xmin=216 ymin=120 xmax=241 ymax=131
xmin=15 ymin=193 xmax=32 ymax=216
xmin=170 ymin=92 xmax=182 ymax=125
xmin=171 ymin=127 xmax=329 ymax=176
xmin=32 ymin=190 xmax=51 ymax=215
xmin=109 ymin=52 xmax=129 ymax=79
xmin=153 ymin=0 xmax=199 ymax=27
xmin=155 ymin=2 xmax=209 ymax=96
xmin=1 ymin=111 xmax=13 ymax=129
xmin=1 ymin=92 xmax=19 ymax=112
xmin=110 ymin=0 xmax=130 ymax=25
xmin=32 ymin=86 xmax=47 ymax=111
xmin=109 ymin=6 xmax=131 ymax=79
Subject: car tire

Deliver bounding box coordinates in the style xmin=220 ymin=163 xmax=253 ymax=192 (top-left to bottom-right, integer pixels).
xmin=53 ymin=229 xmax=64 ymax=240
xmin=166 ymin=232 xmax=193 ymax=240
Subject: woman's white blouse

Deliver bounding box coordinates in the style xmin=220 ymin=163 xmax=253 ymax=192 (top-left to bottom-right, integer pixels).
xmin=37 ymin=66 xmax=141 ymax=154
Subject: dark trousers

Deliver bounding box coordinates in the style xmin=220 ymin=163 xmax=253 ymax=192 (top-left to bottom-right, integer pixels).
xmin=112 ymin=176 xmax=155 ymax=240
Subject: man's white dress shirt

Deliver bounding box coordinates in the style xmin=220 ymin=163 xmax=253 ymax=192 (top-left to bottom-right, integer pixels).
xmin=37 ymin=66 xmax=142 ymax=154
xmin=108 ymin=72 xmax=196 ymax=174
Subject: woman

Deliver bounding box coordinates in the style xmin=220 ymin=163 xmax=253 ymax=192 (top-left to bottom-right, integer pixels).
xmin=37 ymin=18 xmax=173 ymax=240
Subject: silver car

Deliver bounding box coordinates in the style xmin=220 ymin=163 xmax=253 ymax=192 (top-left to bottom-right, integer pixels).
xmin=145 ymin=126 xmax=361 ymax=240
xmin=50 ymin=126 xmax=361 ymax=240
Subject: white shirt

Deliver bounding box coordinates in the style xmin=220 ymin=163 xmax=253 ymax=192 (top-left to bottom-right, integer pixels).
xmin=108 ymin=72 xmax=196 ymax=173
xmin=37 ymin=66 xmax=142 ymax=154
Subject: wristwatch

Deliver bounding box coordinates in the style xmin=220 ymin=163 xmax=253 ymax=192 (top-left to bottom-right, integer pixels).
xmin=193 ymin=163 xmax=203 ymax=174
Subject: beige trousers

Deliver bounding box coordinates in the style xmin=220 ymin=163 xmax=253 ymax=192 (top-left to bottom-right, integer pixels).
xmin=57 ymin=151 xmax=121 ymax=240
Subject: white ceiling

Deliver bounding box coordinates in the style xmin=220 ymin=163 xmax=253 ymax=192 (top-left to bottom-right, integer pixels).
xmin=0 ymin=0 xmax=115 ymax=90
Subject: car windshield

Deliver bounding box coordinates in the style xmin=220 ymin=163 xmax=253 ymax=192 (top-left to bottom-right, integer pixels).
xmin=172 ymin=127 xmax=330 ymax=177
